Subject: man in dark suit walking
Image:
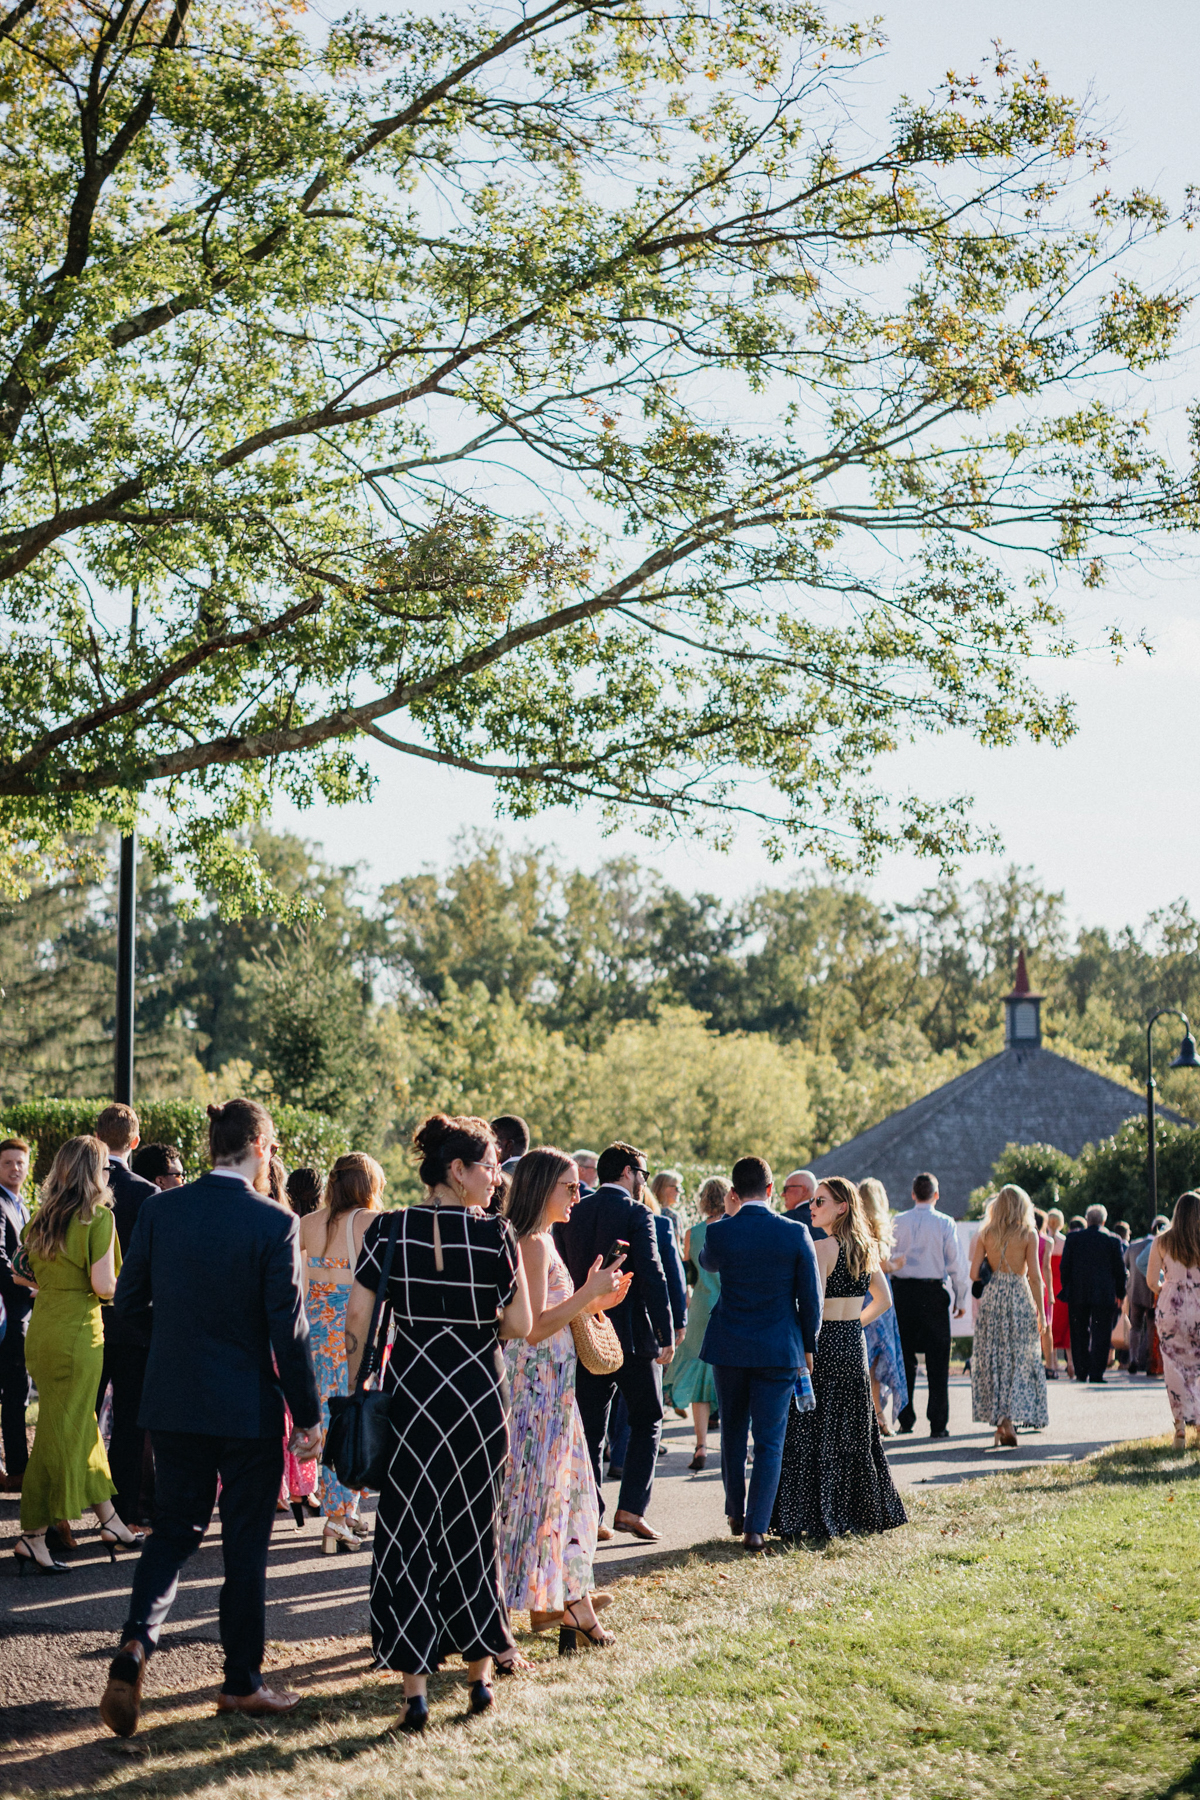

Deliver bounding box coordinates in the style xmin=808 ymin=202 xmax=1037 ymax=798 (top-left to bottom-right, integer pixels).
xmin=95 ymin=1105 xmax=160 ymax=1527
xmin=1058 ymin=1203 xmax=1127 ymax=1383
xmin=0 ymin=1136 xmax=33 ymax=1492
xmin=699 ymin=1157 xmax=822 ymax=1551
xmin=99 ymin=1099 xmax=321 ymax=1738
xmin=558 ymin=1141 xmax=675 ymax=1541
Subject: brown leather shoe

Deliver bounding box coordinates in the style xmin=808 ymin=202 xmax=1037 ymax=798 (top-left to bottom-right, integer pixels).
xmin=215 ymin=1685 xmax=300 ymax=1717
xmin=100 ymin=1641 xmax=146 ymax=1738
xmin=612 ymin=1511 xmax=660 ymax=1541
xmin=742 ymin=1532 xmax=766 ymax=1553
xmin=0 ymin=1472 xmax=23 ymax=1494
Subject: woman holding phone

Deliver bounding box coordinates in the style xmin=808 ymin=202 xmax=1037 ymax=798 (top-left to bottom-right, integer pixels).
xmin=500 ymin=1149 xmax=630 ymax=1653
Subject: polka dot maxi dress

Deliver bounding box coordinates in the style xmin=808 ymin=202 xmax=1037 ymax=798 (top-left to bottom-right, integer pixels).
xmin=771 ymin=1243 xmax=908 ymax=1540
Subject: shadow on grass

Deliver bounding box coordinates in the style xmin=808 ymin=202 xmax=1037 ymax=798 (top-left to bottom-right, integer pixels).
xmin=1014 ymin=1439 xmax=1200 ymax=1493
xmin=1152 ymin=1752 xmax=1200 ymax=1798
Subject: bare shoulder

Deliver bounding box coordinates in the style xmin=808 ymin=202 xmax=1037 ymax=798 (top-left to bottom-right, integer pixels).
xmin=520 ymin=1232 xmax=550 ymax=1271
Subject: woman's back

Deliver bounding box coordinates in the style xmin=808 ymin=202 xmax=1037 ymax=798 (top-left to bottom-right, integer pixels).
xmin=27 ymin=1209 xmax=111 ymax=1294
xmin=981 ymin=1223 xmax=1034 ymax=1278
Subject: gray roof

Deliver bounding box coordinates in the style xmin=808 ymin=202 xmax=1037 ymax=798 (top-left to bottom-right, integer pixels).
xmin=810 ymin=1045 xmax=1181 ymax=1219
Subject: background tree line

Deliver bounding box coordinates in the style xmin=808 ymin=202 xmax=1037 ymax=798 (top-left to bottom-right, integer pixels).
xmin=1 ymin=829 xmax=1195 ymax=1196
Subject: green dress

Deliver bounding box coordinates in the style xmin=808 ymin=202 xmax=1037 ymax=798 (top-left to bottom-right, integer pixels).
xmin=20 ymin=1206 xmax=120 ymax=1531
xmin=668 ymin=1219 xmax=720 ymax=1408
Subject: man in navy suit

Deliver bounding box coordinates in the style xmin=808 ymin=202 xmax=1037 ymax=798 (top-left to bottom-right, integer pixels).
xmin=558 ymin=1141 xmax=675 ymax=1541
xmin=100 ymin=1099 xmax=321 ymax=1738
xmin=95 ymin=1104 xmax=160 ymax=1527
xmin=700 ymin=1156 xmax=822 ymax=1551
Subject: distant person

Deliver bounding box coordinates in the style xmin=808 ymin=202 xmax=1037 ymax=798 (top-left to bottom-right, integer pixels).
xmin=16 ymin=1137 xmax=144 ymax=1573
xmin=668 ymin=1177 xmax=729 ymax=1471
xmin=781 ymin=1169 xmax=818 ymax=1228
xmin=858 ymin=1177 xmax=908 ymax=1434
xmin=968 ymin=1185 xmax=1048 ymax=1448
xmin=573 ymin=1150 xmax=599 ymax=1195
xmin=299 ymin=1154 xmax=385 ymax=1551
xmin=1113 ymin=1221 xmax=1131 ymax=1245
xmin=1145 ymin=1192 xmax=1200 ymax=1447
xmin=492 ymin=1115 xmax=530 ymax=1173
xmin=130 ymin=1145 xmax=184 ymax=1190
xmin=699 ymin=1157 xmax=822 ymax=1551
xmin=99 ymin=1099 xmax=321 ymax=1736
xmin=1044 ymin=1207 xmax=1072 ymax=1378
xmin=284 ymin=1168 xmax=322 ymax=1217
xmin=557 ymin=1143 xmax=674 ymax=1542
xmin=95 ymin=1105 xmax=159 ymax=1529
xmin=772 ymin=1177 xmax=906 ymax=1541
xmin=650 ymin=1169 xmax=685 ymax=1246
xmin=890 ymin=1172 xmax=967 ymax=1439
xmin=1067 ymin=1216 xmax=1086 ymax=1233
xmin=1126 ymin=1215 xmax=1169 ymax=1374
xmin=0 ymin=1137 xmax=33 ymax=1493
xmin=1058 ymin=1204 xmax=1126 ymax=1384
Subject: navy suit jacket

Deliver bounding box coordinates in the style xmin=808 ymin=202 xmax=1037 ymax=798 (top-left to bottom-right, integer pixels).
xmin=0 ymin=1184 xmax=32 ymax=1341
xmin=557 ymin=1184 xmax=673 ymax=1360
xmin=699 ymin=1204 xmax=822 ymax=1367
xmin=1058 ymin=1224 xmax=1127 ymax=1310
xmin=113 ymin=1171 xmax=320 ymax=1438
xmin=103 ymin=1159 xmax=159 ymax=1349
xmin=785 ymin=1200 xmax=827 ymax=1241
xmin=655 ymin=1212 xmax=688 ymax=1333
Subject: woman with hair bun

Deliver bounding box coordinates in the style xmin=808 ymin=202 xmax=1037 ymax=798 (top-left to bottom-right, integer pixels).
xmin=344 ymin=1114 xmax=532 ymax=1731
xmin=969 ymin=1184 xmax=1048 ymax=1448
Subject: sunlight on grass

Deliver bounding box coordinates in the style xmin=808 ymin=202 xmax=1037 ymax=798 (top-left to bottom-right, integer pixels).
xmin=13 ymin=1436 xmax=1200 ymax=1800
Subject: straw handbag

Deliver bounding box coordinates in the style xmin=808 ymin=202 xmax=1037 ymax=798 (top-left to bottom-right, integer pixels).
xmin=570 ymin=1307 xmax=623 ymax=1376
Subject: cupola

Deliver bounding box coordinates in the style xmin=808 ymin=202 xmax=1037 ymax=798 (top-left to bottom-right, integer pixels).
xmin=1004 ymin=948 xmax=1042 ymax=1049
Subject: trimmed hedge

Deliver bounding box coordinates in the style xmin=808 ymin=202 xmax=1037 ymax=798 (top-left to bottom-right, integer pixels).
xmin=0 ymin=1097 xmax=350 ymax=1186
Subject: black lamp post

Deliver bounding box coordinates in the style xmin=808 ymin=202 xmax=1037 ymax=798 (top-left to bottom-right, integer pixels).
xmin=1145 ymin=1008 xmax=1200 ymax=1217
xmin=114 ymin=832 xmax=136 ymax=1104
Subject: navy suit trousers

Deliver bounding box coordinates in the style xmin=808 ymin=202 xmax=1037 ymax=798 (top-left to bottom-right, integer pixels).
xmin=122 ymin=1431 xmax=283 ymax=1694
xmin=712 ymin=1365 xmax=795 ymax=1535
xmin=575 ymin=1356 xmax=663 ymax=1519
xmin=0 ymin=1314 xmax=30 ymax=1477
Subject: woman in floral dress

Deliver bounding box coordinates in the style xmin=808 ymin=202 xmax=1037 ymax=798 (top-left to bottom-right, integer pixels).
xmin=969 ymin=1185 xmax=1048 ymax=1447
xmin=1146 ymin=1190 xmax=1200 ymax=1447
xmin=299 ymin=1154 xmax=384 ymax=1551
xmin=499 ymin=1149 xmax=629 ymax=1651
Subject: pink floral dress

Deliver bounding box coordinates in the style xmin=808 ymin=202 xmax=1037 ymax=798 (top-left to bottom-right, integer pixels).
xmin=499 ymin=1245 xmax=598 ymax=1611
xmin=1156 ymin=1252 xmax=1200 ymax=1428
xmin=305 ymin=1211 xmax=368 ymax=1520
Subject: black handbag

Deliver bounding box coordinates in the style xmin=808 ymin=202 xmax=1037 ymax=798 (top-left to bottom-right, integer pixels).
xmin=971 ymin=1256 xmax=993 ymax=1301
xmin=323 ymin=1212 xmax=400 ymax=1492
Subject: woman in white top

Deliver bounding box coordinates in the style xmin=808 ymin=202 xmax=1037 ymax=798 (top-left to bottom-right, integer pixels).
xmin=300 ymin=1154 xmax=385 ymax=1553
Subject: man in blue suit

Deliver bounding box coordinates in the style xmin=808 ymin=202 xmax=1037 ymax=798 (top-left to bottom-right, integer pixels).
xmin=700 ymin=1156 xmax=822 ymax=1551
xmin=99 ymin=1099 xmax=321 ymax=1738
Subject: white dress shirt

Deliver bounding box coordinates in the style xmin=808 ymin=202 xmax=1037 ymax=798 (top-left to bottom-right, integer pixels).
xmin=891 ymin=1201 xmax=968 ymax=1311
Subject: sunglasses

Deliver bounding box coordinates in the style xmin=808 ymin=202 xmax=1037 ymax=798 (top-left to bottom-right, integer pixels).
xmin=561 ymin=1181 xmax=582 ymax=1198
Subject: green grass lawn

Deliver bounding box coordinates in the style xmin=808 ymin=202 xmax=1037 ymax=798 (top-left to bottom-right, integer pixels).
xmin=23 ymin=1436 xmax=1200 ymax=1800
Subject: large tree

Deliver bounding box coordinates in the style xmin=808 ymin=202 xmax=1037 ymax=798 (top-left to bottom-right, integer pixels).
xmin=0 ymin=0 xmax=1188 ymax=903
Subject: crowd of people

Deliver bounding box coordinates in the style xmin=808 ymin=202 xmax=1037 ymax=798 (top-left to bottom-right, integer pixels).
xmin=0 ymin=1101 xmax=1197 ymax=1737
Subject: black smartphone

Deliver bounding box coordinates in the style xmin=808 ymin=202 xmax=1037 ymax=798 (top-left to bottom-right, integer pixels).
xmin=600 ymin=1238 xmax=629 ymax=1269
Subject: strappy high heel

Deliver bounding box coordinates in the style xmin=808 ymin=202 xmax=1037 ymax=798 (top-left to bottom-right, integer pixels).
xmin=96 ymin=1505 xmax=146 ymax=1561
xmin=558 ymin=1600 xmax=615 ymax=1655
xmin=322 ymin=1518 xmax=360 ymax=1555
xmin=13 ymin=1534 xmax=68 ymax=1576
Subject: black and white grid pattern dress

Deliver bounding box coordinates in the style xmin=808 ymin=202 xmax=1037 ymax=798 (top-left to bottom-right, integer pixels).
xmin=356 ymin=1205 xmax=519 ymax=1673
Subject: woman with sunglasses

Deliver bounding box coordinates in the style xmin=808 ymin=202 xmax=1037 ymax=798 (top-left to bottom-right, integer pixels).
xmin=499 ymin=1149 xmax=630 ymax=1653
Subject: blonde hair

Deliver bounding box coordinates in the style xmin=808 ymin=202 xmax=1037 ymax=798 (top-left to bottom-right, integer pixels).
xmin=696 ymin=1176 xmax=730 ymax=1220
xmin=650 ymin=1169 xmax=683 ymax=1208
xmin=1045 ymin=1207 xmax=1065 ymax=1233
xmin=858 ymin=1178 xmax=893 ymax=1251
xmin=323 ymin=1153 xmax=386 ymax=1253
xmin=26 ymin=1136 xmax=111 ymax=1261
xmin=984 ymin=1183 xmax=1035 ymax=1249
xmin=1161 ymin=1191 xmax=1200 ymax=1269
xmin=817 ymin=1177 xmax=876 ymax=1284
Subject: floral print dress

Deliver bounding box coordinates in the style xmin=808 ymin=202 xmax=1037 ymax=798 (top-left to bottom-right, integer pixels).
xmin=1156 ymin=1252 xmax=1200 ymax=1428
xmin=306 ymin=1210 xmax=367 ymax=1521
xmin=499 ymin=1245 xmax=598 ymax=1611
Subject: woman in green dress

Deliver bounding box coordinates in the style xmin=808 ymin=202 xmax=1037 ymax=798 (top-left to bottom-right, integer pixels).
xmin=15 ymin=1136 xmax=145 ymax=1574
xmin=668 ymin=1177 xmax=729 ymax=1471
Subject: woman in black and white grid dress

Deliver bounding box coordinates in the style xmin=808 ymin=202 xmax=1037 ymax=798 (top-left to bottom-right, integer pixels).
xmin=346 ymin=1115 xmax=532 ymax=1730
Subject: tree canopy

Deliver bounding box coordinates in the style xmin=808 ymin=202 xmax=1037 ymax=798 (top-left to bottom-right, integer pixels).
xmin=0 ymin=0 xmax=1191 ymax=901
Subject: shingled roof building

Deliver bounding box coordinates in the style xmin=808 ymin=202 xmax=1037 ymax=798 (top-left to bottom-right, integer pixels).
xmin=810 ymin=953 xmax=1181 ymax=1218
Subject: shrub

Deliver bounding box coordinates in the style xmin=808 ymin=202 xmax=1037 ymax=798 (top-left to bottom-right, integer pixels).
xmin=0 ymin=1097 xmax=349 ymax=1184
xmin=1069 ymin=1118 xmax=1200 ymax=1237
xmin=967 ymin=1141 xmax=1079 ymax=1220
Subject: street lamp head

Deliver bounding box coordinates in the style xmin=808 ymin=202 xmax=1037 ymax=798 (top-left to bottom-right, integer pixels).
xmin=1170 ymin=1031 xmax=1200 ymax=1070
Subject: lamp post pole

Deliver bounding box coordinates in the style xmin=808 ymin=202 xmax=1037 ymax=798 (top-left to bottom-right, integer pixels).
xmin=114 ymin=832 xmax=136 ymax=1104
xmin=1145 ymin=1008 xmax=1200 ymax=1219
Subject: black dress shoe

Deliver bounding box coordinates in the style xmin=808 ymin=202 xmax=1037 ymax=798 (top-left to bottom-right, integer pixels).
xmin=100 ymin=1641 xmax=147 ymax=1738
xmin=727 ymin=1515 xmax=744 ymax=1537
xmin=930 ymin=1428 xmax=951 ymax=1440
xmin=897 ymin=1423 xmax=914 ymax=1435
xmin=742 ymin=1532 xmax=766 ymax=1553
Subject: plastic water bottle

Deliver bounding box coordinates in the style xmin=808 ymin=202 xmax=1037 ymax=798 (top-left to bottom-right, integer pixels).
xmin=793 ymin=1364 xmax=815 ymax=1413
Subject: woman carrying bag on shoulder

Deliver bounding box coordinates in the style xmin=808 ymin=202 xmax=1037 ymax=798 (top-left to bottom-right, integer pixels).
xmin=343 ymin=1115 xmax=531 ymax=1733
xmin=499 ymin=1149 xmax=629 ymax=1652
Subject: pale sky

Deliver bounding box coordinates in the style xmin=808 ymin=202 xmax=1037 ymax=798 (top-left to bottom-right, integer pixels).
xmin=274 ymin=3 xmax=1200 ymax=936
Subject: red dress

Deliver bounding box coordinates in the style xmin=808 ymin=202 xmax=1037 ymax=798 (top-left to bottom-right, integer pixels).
xmin=1050 ymin=1238 xmax=1070 ymax=1349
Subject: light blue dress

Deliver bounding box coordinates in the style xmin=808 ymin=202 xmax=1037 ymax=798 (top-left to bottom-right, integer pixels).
xmin=863 ymin=1273 xmax=908 ymax=1416
xmin=669 ymin=1220 xmax=720 ymax=1408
